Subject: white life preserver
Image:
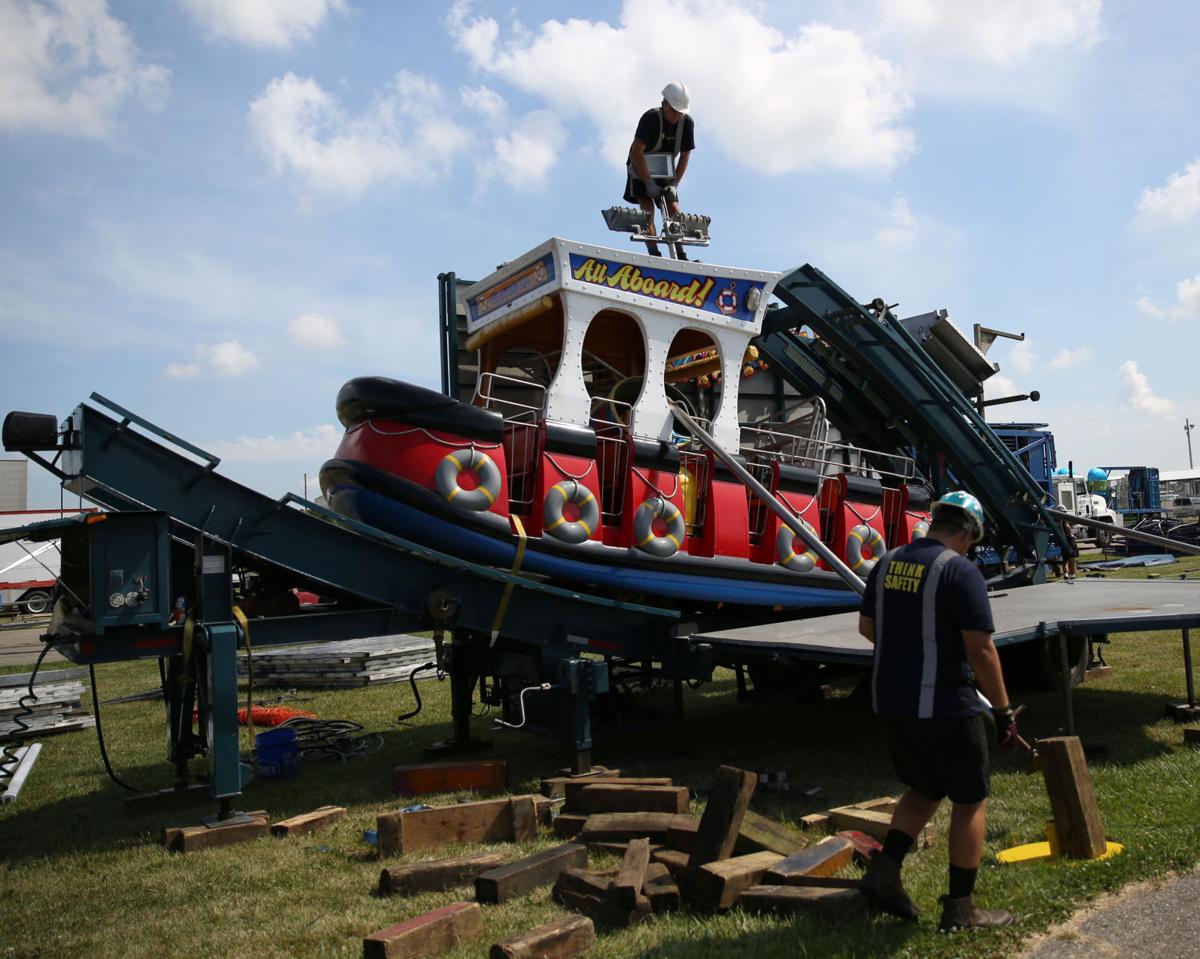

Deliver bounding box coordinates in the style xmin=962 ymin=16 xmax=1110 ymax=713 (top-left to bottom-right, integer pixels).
xmin=776 ymin=518 xmax=819 ymax=573
xmin=543 ymin=480 xmax=600 ymax=545
xmin=911 ymin=518 xmax=930 ymax=539
xmin=434 ymin=448 xmax=502 ymax=512
xmin=633 ymin=496 xmax=685 ymax=558
xmin=847 ymin=523 xmax=886 ymax=574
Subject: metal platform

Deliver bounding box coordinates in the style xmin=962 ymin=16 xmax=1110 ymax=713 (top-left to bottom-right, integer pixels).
xmin=691 ymin=579 xmax=1200 ymax=664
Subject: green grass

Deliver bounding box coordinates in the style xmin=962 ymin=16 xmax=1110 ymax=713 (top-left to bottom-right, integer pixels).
xmin=2 ymin=604 xmax=1199 ymax=957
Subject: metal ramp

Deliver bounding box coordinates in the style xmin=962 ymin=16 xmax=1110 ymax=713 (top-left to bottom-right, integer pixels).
xmin=757 ymin=265 xmax=1062 ymax=582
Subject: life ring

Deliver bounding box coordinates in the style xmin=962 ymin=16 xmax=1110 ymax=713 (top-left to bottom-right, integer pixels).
xmin=717 ymin=282 xmax=739 ymax=315
xmin=543 ymin=480 xmax=600 ymax=545
xmin=776 ymin=518 xmax=819 ymax=573
xmin=847 ymin=523 xmax=886 ymax=573
xmin=633 ymin=496 xmax=685 ymax=557
xmin=911 ymin=518 xmax=930 ymax=539
xmin=434 ymin=448 xmax=501 ymax=512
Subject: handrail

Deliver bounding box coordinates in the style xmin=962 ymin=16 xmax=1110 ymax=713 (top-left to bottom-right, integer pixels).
xmin=668 ymin=403 xmax=866 ymax=595
xmin=741 ymin=424 xmax=917 ymax=481
xmin=90 ymin=392 xmax=220 ymax=468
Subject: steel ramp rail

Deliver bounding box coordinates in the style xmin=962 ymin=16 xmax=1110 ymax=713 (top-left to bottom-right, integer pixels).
xmin=53 ymin=396 xmax=678 ymax=650
xmin=758 ymin=265 xmax=1058 ymax=579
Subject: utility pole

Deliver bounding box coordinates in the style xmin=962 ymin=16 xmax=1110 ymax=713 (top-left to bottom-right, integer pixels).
xmin=1186 ymin=420 xmax=1196 ymax=470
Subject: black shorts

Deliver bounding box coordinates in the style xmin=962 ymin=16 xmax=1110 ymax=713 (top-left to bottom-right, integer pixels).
xmin=881 ymin=713 xmax=991 ymax=804
xmin=623 ymin=175 xmax=677 ymax=204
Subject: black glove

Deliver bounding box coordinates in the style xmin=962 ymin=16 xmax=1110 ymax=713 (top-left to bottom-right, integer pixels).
xmin=992 ymin=704 xmax=1022 ymax=749
xmin=644 ymin=180 xmax=661 ymax=200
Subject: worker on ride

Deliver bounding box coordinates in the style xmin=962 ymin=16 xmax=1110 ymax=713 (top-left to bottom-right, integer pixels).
xmin=625 ymin=82 xmax=694 ymax=259
xmin=856 ymin=491 xmax=1019 ymax=932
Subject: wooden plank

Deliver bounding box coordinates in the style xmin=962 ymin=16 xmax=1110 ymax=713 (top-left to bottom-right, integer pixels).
xmin=553 ymin=814 xmax=588 ymax=839
xmin=270 ymin=805 xmax=345 ymax=838
xmin=737 ymin=810 xmax=806 ymax=856
xmin=377 ymin=795 xmax=539 ymax=856
xmin=391 ymin=760 xmax=508 ymax=797
xmin=510 ymin=796 xmax=538 ymax=843
xmin=363 ymin=901 xmax=484 ymax=959
xmin=691 ymin=850 xmax=784 ymax=911
xmin=666 ymin=815 xmax=700 ymax=852
xmin=541 ymin=768 xmax=622 ymax=800
xmin=552 ymin=868 xmax=651 ymax=929
xmin=488 ymin=915 xmax=595 ymax=959
xmin=763 ymin=836 xmax=854 ymax=884
xmin=851 ymin=796 xmax=899 ymax=814
xmin=611 ymin=837 xmax=651 ymax=909
xmin=799 ymin=813 xmax=831 ymax=832
xmin=574 ymin=783 xmax=688 ymax=815
xmin=577 ymin=812 xmax=675 ymax=843
xmin=562 ymin=777 xmax=673 ymax=811
xmin=737 ymin=884 xmax=865 ymax=919
xmin=835 ymin=830 xmax=883 ymax=864
xmin=475 ymin=843 xmax=588 ymax=904
xmin=379 ymin=855 xmax=505 ymax=896
xmin=686 ymin=765 xmax=757 ymax=875
xmin=642 ymin=862 xmax=681 ymax=913
xmin=827 ymin=807 xmax=935 ymax=847
xmin=1039 ymin=735 xmax=1107 ymax=859
xmin=650 ymin=848 xmax=690 ymax=882
xmin=1185 ymin=726 xmax=1200 ymax=747
xmin=164 ymin=812 xmax=269 ymax=853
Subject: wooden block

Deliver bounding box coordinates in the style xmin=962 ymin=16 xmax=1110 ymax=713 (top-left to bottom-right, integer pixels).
xmin=577 ymin=812 xmax=675 ymax=842
xmin=552 ymin=868 xmax=651 ymax=929
xmin=488 ymin=915 xmax=595 ymax=959
xmin=763 ymin=836 xmax=854 ymax=884
xmin=799 ymin=813 xmax=831 ymax=832
xmin=686 ymin=765 xmax=757 ymax=875
xmin=1039 ymin=736 xmax=1107 ymax=859
xmin=377 ymin=795 xmax=540 ymax=856
xmin=827 ymin=807 xmax=934 ymax=847
xmin=851 ymin=796 xmax=899 ymax=815
xmin=1086 ymin=665 xmax=1113 ymax=680
xmin=692 ymin=850 xmax=784 ymax=911
xmin=651 ymin=848 xmax=690 ymax=881
xmin=475 ymin=843 xmax=588 ymax=904
xmin=575 ymin=783 xmax=689 ymax=815
xmin=666 ymin=815 xmax=700 ymax=852
xmin=835 ymin=830 xmax=883 ymax=865
xmin=363 ymin=901 xmax=484 ymax=959
xmin=561 ymin=776 xmax=671 ymax=810
xmin=737 ymin=884 xmax=866 ymax=919
xmin=642 ymin=862 xmax=681 ymax=913
xmin=1185 ymin=726 xmax=1200 ymax=747
xmin=379 ymin=854 xmax=505 ymax=896
xmin=533 ymin=796 xmax=553 ymax=826
xmin=541 ymin=768 xmax=622 ymax=800
xmin=270 ymin=805 xmax=346 ymax=838
xmin=553 ymin=814 xmax=588 ymax=839
xmin=611 ymin=837 xmax=651 ymax=909
xmin=737 ymin=810 xmax=806 ymax=856
xmin=164 ymin=811 xmax=269 ymax=853
xmin=391 ymin=760 xmax=508 ymax=796
xmin=510 ymin=796 xmax=538 ymax=843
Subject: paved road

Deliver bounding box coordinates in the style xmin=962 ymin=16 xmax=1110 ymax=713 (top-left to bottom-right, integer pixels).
xmin=0 ymin=623 xmax=63 ymax=668
xmin=1023 ymin=869 xmax=1200 ymax=958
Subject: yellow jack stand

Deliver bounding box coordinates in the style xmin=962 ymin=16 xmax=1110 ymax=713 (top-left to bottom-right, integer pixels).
xmin=997 ymin=820 xmax=1124 ymax=865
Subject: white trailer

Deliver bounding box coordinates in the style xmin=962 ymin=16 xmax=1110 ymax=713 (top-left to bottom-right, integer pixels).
xmin=0 ymin=509 xmax=95 ymax=613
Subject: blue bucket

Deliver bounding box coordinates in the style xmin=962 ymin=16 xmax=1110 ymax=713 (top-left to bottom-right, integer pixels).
xmin=256 ymin=727 xmax=300 ymax=778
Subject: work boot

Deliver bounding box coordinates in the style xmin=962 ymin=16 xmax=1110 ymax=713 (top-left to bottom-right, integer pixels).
xmin=859 ymin=852 xmax=919 ymax=920
xmin=937 ymin=894 xmax=1014 ymax=932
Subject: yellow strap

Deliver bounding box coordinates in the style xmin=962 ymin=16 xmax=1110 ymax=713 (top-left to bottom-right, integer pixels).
xmin=490 ymin=515 xmax=527 ymax=646
xmin=233 ymin=606 xmax=255 ymax=759
xmin=180 ymin=613 xmax=196 ymax=687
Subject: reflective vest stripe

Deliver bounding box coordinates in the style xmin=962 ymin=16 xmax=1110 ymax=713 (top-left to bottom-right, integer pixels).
xmin=870 ymin=549 xmax=897 ymax=714
xmin=917 ymin=549 xmax=956 ymax=718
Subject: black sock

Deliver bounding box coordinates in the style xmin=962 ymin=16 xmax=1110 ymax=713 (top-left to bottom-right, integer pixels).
xmin=882 ymin=829 xmax=914 ymax=865
xmin=948 ymin=864 xmax=977 ymax=899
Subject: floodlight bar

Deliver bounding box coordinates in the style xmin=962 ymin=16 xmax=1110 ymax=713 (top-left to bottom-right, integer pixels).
xmin=602 ymin=206 xmax=653 ymax=233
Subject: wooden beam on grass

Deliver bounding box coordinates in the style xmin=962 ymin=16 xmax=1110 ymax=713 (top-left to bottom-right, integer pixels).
xmin=577 ymin=812 xmax=676 ymax=843
xmin=553 ymin=814 xmax=588 ymax=839
xmin=540 ymin=768 xmax=621 ymax=800
xmin=737 ymin=884 xmax=865 ymax=919
xmin=691 ymin=850 xmax=784 ymax=911
xmin=666 ymin=815 xmax=699 ymax=852
xmin=560 ymin=776 xmax=671 ymax=810
xmin=686 ymin=765 xmax=757 ymax=876
xmin=611 ymin=837 xmax=651 ymax=909
xmin=650 ymin=848 xmax=690 ymax=882
xmin=763 ymin=836 xmax=854 ymax=884
xmin=363 ymin=901 xmax=484 ymax=959
xmin=737 ymin=810 xmax=806 ymax=856
xmin=574 ymin=783 xmax=688 ymax=815
xmin=377 ymin=795 xmax=542 ymax=856
xmin=1039 ymin=735 xmax=1108 ymax=859
xmin=827 ymin=806 xmax=935 ymax=847
xmin=552 ymin=867 xmax=651 ymax=928
xmin=474 ymin=843 xmax=588 ymax=904
xmin=270 ymin=805 xmax=345 ymax=838
xmin=642 ymin=862 xmax=681 ymax=913
xmin=510 ymin=795 xmax=538 ymax=843
xmin=163 ymin=810 xmax=268 ymax=853
xmin=379 ymin=854 xmax=505 ymax=896
xmin=391 ymin=760 xmax=508 ymax=797
xmin=488 ymin=915 xmax=595 ymax=959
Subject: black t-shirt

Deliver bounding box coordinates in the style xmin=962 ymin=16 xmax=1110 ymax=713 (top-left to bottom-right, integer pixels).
xmin=860 ymin=538 xmax=995 ymax=718
xmin=633 ymin=108 xmax=695 ymax=157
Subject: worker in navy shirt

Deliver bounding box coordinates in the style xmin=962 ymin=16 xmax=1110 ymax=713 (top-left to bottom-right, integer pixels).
xmin=857 ymin=491 xmax=1020 ymax=932
xmin=625 ymin=82 xmax=694 ymax=258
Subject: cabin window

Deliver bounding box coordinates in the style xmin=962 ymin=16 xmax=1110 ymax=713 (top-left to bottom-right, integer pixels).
xmin=664 ymin=328 xmax=721 ymax=436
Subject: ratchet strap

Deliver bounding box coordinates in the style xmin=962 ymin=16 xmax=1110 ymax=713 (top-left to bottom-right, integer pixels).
xmin=490 ymin=515 xmax=527 ymax=647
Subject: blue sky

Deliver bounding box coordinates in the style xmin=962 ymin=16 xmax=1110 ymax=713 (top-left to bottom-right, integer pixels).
xmin=2 ymin=0 xmax=1199 ymax=508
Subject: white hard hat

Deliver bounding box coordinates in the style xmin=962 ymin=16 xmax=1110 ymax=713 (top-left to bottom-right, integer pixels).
xmin=662 ymin=82 xmax=690 ymax=114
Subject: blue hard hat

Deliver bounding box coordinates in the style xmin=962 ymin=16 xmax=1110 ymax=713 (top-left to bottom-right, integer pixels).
xmin=933 ymin=491 xmax=985 ymax=542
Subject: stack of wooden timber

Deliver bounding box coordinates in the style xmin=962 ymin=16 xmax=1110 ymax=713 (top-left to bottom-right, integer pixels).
xmin=0 ymin=668 xmax=93 ymax=741
xmin=237 ymin=634 xmax=436 ymax=689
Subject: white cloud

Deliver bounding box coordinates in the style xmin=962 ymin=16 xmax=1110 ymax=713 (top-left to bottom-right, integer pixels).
xmin=1135 ymin=295 xmax=1168 ymax=319
xmin=180 ymin=0 xmax=344 ymax=49
xmin=1136 ymin=274 xmax=1200 ymax=321
xmin=0 ymin=0 xmax=169 ymax=137
xmin=287 ymin=312 xmax=344 ymax=349
xmin=162 ymin=339 xmax=260 ymax=378
xmin=206 ymin=424 xmax=341 ymax=462
xmin=1047 ymin=347 xmax=1091 ymax=370
xmin=1008 ymin=339 xmax=1037 ymax=375
xmin=876 ymin=0 xmax=1102 ymax=65
xmin=875 ymin=194 xmax=918 ymax=250
xmin=461 ymin=84 xmax=506 ymax=118
xmin=447 ymin=0 xmax=915 ymax=173
xmin=481 ymin=110 xmax=564 ymax=190
xmin=248 ymin=71 xmax=470 ymax=195
xmin=1136 ymin=159 xmax=1200 ymax=228
xmin=984 ymin=373 xmax=1018 ymax=399
xmin=1117 ymin=360 xmax=1174 ymax=416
